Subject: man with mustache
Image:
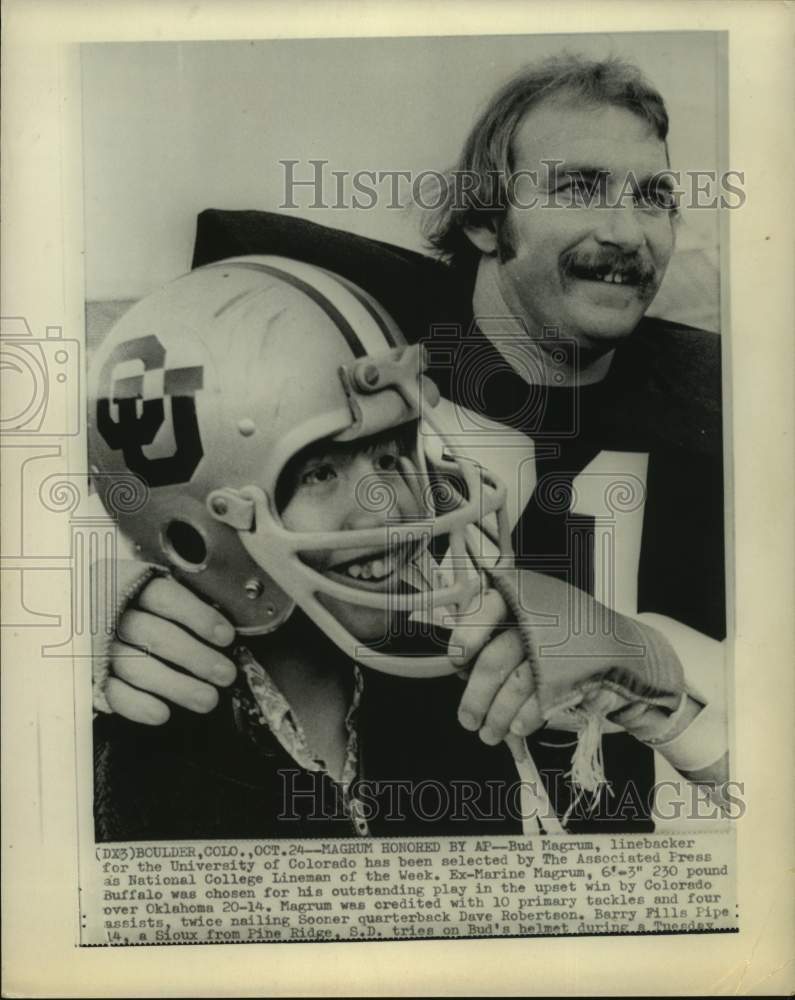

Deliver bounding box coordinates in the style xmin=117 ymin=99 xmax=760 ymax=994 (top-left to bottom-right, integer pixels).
xmin=99 ymin=54 xmax=726 ymax=826
xmin=411 ymin=55 xmax=724 ymax=753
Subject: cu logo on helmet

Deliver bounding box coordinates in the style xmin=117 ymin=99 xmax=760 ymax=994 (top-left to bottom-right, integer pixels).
xmin=97 ymin=334 xmax=204 ymax=488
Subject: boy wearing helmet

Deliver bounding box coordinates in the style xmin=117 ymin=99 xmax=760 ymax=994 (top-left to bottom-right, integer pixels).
xmin=90 ymin=258 xmax=727 ymax=839
xmin=91 ymin=255 xmax=522 ymax=838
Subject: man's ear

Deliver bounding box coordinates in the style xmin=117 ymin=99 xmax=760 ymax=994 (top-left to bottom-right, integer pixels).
xmin=463 ymin=224 xmax=499 ymax=256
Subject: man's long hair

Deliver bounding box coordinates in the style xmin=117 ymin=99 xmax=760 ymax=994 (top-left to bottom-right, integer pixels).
xmin=420 ymin=54 xmax=670 ymax=268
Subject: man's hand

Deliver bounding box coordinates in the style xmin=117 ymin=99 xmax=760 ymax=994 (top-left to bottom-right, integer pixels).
xmin=448 ymin=569 xmax=684 ymax=745
xmin=449 ymin=587 xmax=541 ymax=744
xmin=106 ymin=577 xmax=236 ymax=725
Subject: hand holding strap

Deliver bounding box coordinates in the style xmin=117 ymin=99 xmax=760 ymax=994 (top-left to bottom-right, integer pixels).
xmin=485 ymin=565 xmax=687 ymax=817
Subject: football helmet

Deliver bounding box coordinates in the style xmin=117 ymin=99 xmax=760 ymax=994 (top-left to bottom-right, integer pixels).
xmin=88 ymin=256 xmax=511 ymax=677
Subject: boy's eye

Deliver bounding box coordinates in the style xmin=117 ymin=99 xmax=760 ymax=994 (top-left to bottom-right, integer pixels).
xmin=375 ymin=452 xmax=399 ymax=472
xmin=301 ymin=463 xmax=337 ymax=486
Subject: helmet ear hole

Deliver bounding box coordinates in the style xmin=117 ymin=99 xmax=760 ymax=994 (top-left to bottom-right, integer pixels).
xmin=162 ymin=518 xmax=208 ymax=571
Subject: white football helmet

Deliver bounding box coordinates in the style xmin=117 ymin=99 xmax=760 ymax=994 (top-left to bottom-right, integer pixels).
xmin=88 ymin=256 xmax=511 ymax=676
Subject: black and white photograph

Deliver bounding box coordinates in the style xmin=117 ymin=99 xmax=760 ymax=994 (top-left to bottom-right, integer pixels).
xmin=2 ymin=1 xmax=793 ymax=996
xmin=82 ymin=24 xmax=734 ymax=914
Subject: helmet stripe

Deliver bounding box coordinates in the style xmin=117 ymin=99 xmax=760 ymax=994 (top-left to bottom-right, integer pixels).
xmin=209 ymin=259 xmax=367 ymax=358
xmin=255 ymin=257 xmax=398 ymax=356
xmin=323 ymin=271 xmax=399 ymax=349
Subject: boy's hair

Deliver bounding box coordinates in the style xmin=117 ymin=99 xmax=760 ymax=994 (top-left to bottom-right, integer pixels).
xmin=420 ymin=54 xmax=670 ymax=267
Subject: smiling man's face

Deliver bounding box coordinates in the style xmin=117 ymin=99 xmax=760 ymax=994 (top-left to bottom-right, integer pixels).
xmin=480 ymin=97 xmax=676 ymax=352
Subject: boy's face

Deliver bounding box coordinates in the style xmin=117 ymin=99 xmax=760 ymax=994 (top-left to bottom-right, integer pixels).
xmin=278 ymin=429 xmax=425 ymax=643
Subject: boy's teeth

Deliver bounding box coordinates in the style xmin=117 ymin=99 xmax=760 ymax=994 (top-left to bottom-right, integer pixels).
xmin=342 ymin=555 xmax=395 ymax=581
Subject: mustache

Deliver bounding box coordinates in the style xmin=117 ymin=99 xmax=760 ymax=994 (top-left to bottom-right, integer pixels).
xmin=559 ymin=248 xmax=657 ymax=290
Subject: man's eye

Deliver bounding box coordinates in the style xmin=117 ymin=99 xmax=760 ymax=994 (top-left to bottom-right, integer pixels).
xmin=302 ymin=464 xmax=336 ymax=485
xmin=637 ymin=186 xmax=679 ymax=212
xmin=554 ymin=176 xmax=604 ymax=207
xmin=553 ymin=180 xmax=582 ymax=205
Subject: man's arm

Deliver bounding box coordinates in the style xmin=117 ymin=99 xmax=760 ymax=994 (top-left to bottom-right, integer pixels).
xmin=622 ymin=612 xmax=728 ymax=789
xmin=448 ymin=569 xmax=729 ymax=789
xmin=99 ymin=564 xmax=729 ymax=798
xmin=95 ymin=566 xmax=236 ymax=724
